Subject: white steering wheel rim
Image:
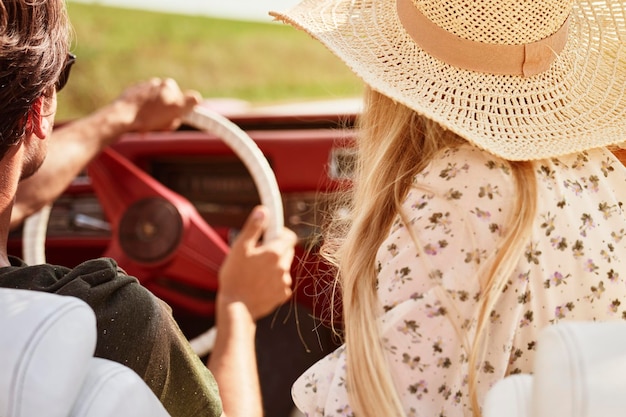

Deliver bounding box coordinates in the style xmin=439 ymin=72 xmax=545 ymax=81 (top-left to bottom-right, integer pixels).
xmin=184 ymin=105 xmax=287 ymax=356
xmin=22 ymin=205 xmax=52 ymax=265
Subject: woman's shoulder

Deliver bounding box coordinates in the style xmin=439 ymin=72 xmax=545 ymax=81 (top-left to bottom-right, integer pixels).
xmin=417 ymin=145 xmax=625 ymax=187
xmin=413 ymin=144 xmax=517 ymax=199
xmin=419 ymin=144 xmax=513 ymax=180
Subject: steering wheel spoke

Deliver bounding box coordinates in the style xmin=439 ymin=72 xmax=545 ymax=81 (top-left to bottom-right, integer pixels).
xmin=88 ymin=147 xmax=228 ymax=315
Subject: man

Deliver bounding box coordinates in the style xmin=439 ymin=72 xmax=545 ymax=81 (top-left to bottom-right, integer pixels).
xmin=0 ymin=1 xmax=297 ymax=417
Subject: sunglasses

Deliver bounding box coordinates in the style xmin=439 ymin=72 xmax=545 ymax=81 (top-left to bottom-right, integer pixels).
xmin=56 ymin=53 xmax=76 ymax=92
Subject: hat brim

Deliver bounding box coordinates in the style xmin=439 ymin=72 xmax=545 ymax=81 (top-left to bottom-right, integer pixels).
xmin=271 ymin=0 xmax=626 ymax=161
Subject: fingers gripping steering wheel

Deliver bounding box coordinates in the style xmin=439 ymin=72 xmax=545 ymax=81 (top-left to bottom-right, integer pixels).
xmin=23 ymin=105 xmax=284 ymax=325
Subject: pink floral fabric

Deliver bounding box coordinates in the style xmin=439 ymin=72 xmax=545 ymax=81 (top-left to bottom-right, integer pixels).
xmin=293 ymin=145 xmax=626 ymax=416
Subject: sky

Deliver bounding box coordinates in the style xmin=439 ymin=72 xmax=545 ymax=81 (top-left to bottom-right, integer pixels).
xmin=68 ymin=0 xmax=302 ymax=23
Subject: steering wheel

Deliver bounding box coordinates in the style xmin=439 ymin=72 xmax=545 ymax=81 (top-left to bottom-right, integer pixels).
xmin=23 ymin=105 xmax=283 ymax=322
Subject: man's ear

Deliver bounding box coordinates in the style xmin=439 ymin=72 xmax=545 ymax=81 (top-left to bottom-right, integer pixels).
xmin=27 ymin=96 xmax=52 ymax=139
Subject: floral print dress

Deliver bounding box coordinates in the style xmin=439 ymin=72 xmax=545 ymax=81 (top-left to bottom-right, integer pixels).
xmin=292 ymin=145 xmax=626 ymax=417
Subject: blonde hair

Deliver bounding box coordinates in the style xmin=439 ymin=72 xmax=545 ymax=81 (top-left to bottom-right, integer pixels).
xmin=320 ymin=87 xmax=537 ymax=417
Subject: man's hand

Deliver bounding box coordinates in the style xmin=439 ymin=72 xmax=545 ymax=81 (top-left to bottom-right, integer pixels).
xmin=217 ymin=206 xmax=296 ymax=320
xmin=114 ymin=77 xmax=201 ymax=134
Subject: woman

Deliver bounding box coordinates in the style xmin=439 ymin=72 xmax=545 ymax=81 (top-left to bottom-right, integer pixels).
xmin=272 ymin=0 xmax=626 ymax=416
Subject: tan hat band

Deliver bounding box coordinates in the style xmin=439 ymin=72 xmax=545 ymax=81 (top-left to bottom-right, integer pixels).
xmin=396 ymin=0 xmax=570 ymax=77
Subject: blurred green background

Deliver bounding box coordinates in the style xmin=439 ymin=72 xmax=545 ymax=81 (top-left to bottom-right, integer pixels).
xmin=58 ymin=2 xmax=363 ymax=120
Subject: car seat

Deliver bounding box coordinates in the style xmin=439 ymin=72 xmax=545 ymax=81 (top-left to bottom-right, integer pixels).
xmin=0 ymin=287 xmax=170 ymax=417
xmin=483 ymin=321 xmax=626 ymax=417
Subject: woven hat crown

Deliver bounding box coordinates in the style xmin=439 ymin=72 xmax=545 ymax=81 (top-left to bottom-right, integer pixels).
xmin=272 ymin=0 xmax=626 ymax=161
xmin=417 ymin=0 xmax=573 ymax=45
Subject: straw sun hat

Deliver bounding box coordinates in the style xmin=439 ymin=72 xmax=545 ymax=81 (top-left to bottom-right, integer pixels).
xmin=271 ymin=0 xmax=626 ymax=161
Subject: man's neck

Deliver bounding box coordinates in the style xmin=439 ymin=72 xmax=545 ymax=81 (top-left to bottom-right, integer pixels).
xmin=0 ymin=147 xmax=24 ymax=267
xmin=0 ymin=199 xmax=17 ymax=268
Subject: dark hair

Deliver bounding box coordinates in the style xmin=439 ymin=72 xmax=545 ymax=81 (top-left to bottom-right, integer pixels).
xmin=0 ymin=0 xmax=70 ymax=159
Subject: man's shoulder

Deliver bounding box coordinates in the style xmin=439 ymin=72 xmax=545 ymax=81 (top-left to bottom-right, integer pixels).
xmin=1 ymin=256 xmax=139 ymax=295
